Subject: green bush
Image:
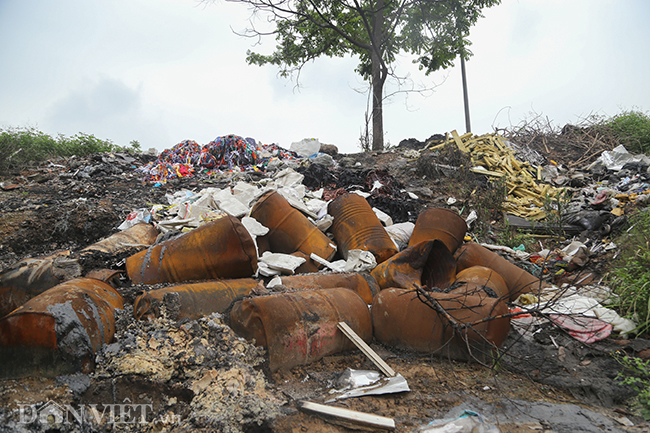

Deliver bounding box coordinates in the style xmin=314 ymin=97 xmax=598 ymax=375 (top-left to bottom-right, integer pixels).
xmin=615 ymin=353 xmax=650 ymax=420
xmin=610 ymin=210 xmax=650 ymax=336
xmin=0 ymin=127 xmax=140 ymax=172
xmin=603 ymin=109 xmax=650 ymax=154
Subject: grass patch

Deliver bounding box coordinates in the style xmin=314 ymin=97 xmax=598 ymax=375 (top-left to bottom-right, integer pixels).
xmin=0 ymin=126 xmax=141 ymax=172
xmin=609 ymin=210 xmax=650 ymax=336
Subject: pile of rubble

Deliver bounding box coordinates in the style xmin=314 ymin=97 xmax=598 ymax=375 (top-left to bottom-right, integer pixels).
xmin=0 ymin=132 xmax=649 ymax=432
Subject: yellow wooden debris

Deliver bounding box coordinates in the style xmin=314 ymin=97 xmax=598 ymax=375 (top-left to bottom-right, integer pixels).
xmin=450 ymin=130 xmax=468 ymax=153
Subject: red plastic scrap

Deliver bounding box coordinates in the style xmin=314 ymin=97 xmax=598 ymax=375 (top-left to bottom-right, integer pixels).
xmin=549 ymin=314 xmax=612 ymax=344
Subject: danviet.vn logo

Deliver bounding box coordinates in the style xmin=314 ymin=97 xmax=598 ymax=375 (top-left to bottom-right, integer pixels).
xmin=17 ymin=399 xmax=179 ymax=426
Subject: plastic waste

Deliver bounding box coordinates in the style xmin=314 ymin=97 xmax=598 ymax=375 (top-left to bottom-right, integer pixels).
xmin=290 ymin=138 xmax=321 ymax=158
xmin=416 ymin=410 xmax=500 ymax=433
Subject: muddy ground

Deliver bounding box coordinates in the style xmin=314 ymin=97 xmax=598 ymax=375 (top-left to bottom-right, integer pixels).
xmin=0 ymin=140 xmax=649 ymax=433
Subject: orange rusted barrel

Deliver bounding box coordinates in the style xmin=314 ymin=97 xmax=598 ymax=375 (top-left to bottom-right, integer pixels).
xmin=126 ymin=215 xmax=257 ymax=285
xmin=454 ymin=242 xmax=543 ymax=301
xmin=449 ymin=266 xmax=509 ymax=300
xmin=408 ymin=208 xmax=467 ymax=254
xmin=370 ymin=240 xmax=456 ymax=292
xmin=0 ymin=250 xmax=81 ymax=318
xmin=0 ymin=277 xmax=123 ymax=378
xmin=133 ymin=278 xmax=259 ymax=321
xmin=250 ymin=191 xmax=336 ymax=267
xmin=80 ymin=223 xmax=159 ymax=257
xmin=328 ymin=193 xmax=397 ymax=264
xmin=230 ymin=288 xmax=372 ymax=372
xmin=277 ymin=272 xmax=379 ymax=304
xmin=372 ymin=288 xmax=510 ymax=362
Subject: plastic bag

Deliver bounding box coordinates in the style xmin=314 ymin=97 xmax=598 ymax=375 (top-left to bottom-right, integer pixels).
xmin=416 ymin=410 xmax=500 ymax=432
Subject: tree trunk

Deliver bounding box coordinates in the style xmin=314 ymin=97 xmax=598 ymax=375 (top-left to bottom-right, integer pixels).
xmin=370 ymin=0 xmax=386 ymax=151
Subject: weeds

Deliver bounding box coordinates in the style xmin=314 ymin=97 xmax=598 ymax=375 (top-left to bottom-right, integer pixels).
xmin=615 ymin=353 xmax=650 ymax=420
xmin=0 ymin=126 xmax=141 ymax=172
xmin=600 ymin=109 xmax=650 ymax=154
xmin=542 ymin=188 xmax=572 ymax=240
xmin=609 ymin=210 xmax=650 ymax=336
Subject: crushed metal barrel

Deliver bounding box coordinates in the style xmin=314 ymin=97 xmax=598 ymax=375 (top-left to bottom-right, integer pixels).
xmin=230 ymin=288 xmax=372 ymax=372
xmin=371 ymin=240 xmax=456 ymax=292
xmin=0 ymin=277 xmax=124 ymax=378
xmin=372 ymin=288 xmax=510 ymax=363
xmin=80 ymin=222 xmax=159 ymax=257
xmin=126 ymin=215 xmax=258 ymax=285
xmin=0 ymin=251 xmax=81 ymax=318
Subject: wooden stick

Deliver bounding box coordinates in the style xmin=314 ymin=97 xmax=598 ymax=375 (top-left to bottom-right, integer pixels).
xmin=299 ymin=401 xmax=396 ymax=430
xmin=337 ymin=322 xmax=396 ymax=377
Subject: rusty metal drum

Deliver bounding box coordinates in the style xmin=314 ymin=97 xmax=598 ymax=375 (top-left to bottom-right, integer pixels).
xmin=328 ymin=193 xmax=397 ymax=264
xmin=454 ymin=242 xmax=542 ymax=301
xmin=449 ymin=266 xmax=509 ymax=300
xmin=250 ymin=191 xmax=336 ymax=267
xmin=230 ymin=288 xmax=372 ymax=372
xmin=408 ymin=208 xmax=468 ymax=254
xmin=0 ymin=277 xmax=124 ymax=378
xmin=126 ymin=215 xmax=257 ymax=285
xmin=133 ymin=278 xmax=259 ymax=321
xmin=277 ymin=272 xmax=379 ymax=304
xmin=372 ymin=288 xmax=510 ymax=362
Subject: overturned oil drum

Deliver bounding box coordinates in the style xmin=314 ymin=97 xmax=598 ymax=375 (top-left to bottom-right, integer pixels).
xmin=370 ymin=240 xmax=456 ymax=292
xmin=230 ymin=288 xmax=372 ymax=372
xmin=126 ymin=215 xmax=257 ymax=285
xmin=372 ymin=288 xmax=510 ymax=363
xmin=0 ymin=277 xmax=124 ymax=378
xmin=133 ymin=278 xmax=259 ymax=321
xmin=408 ymin=208 xmax=467 ymax=254
xmin=80 ymin=223 xmax=159 ymax=257
xmin=0 ymin=251 xmax=81 ymax=318
xmin=449 ymin=266 xmax=509 ymax=300
xmin=277 ymin=272 xmax=379 ymax=304
xmin=250 ymin=191 xmax=336 ymax=268
xmin=328 ymin=193 xmax=397 ymax=264
xmin=454 ymin=242 xmax=542 ymax=301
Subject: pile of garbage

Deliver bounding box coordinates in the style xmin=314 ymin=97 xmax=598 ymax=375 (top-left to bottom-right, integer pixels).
xmin=1 ymin=130 xmax=649 ymax=431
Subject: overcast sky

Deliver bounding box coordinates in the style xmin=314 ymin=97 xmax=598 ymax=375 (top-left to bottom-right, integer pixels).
xmin=1 ymin=0 xmax=648 ymax=155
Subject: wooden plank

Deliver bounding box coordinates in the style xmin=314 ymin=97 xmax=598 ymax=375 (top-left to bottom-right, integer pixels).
xmin=299 ymin=401 xmax=396 ymax=430
xmin=337 ymin=322 xmax=396 ymax=377
xmin=470 ymin=167 xmax=504 ymax=177
xmin=450 ymin=130 xmax=468 ymax=152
